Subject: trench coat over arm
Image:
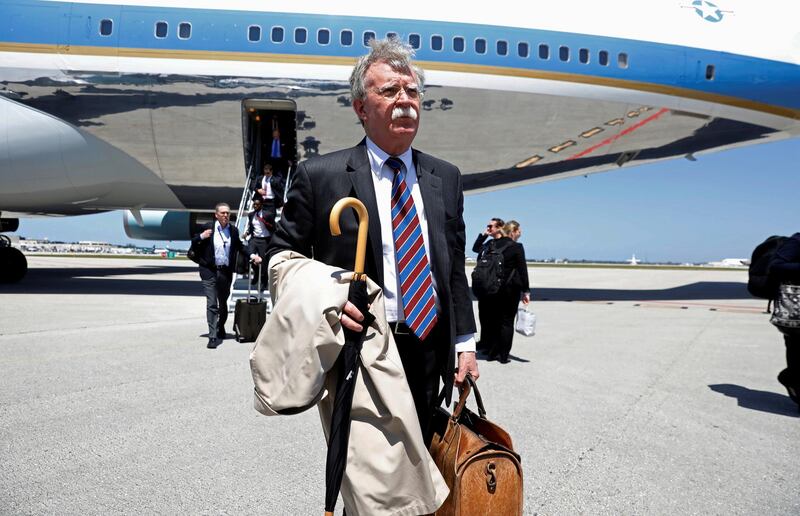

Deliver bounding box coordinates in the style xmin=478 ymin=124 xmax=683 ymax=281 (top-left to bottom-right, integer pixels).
xmin=250 ymin=250 xmax=449 ymax=516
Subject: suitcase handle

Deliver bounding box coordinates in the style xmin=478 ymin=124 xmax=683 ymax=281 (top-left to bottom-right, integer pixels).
xmin=451 ymin=374 xmax=487 ymax=421
xmin=247 ymin=261 xmax=264 ymax=303
xmin=257 ymin=262 xmax=263 ymax=302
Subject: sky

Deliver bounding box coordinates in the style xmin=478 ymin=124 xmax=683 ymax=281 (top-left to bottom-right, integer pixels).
xmin=17 ymin=137 xmax=800 ymax=264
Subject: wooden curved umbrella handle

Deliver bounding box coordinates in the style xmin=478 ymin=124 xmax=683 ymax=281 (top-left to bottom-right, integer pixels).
xmin=329 ymin=197 xmax=369 ymax=281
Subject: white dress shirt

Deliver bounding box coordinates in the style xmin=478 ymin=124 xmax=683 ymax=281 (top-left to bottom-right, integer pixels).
xmin=213 ymin=221 xmax=231 ymax=266
xmin=251 ymin=210 xmax=271 ymax=238
xmin=365 ymin=138 xmax=475 ymax=353
xmin=262 ymin=176 xmax=275 ymax=200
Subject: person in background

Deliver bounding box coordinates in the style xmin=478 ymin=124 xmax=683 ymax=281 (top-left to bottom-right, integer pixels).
xmin=245 ymin=195 xmax=272 ymax=289
xmin=482 ymin=220 xmax=530 ymax=363
xmin=473 ymin=217 xmax=505 ymax=352
xmin=191 ymin=203 xmax=246 ymax=349
xmin=255 ymin=163 xmax=285 ymax=223
xmin=472 ymin=217 xmax=504 ymax=259
xmin=769 ymin=232 xmax=800 ymax=408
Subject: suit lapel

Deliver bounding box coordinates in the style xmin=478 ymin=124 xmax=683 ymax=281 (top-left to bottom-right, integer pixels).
xmin=346 ymin=142 xmax=384 ymax=285
xmin=414 ymin=150 xmax=446 ymax=280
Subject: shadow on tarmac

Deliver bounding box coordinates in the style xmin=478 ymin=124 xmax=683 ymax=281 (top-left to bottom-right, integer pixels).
xmin=475 ymin=349 xmax=531 ymax=363
xmin=533 ymin=281 xmax=749 ymax=302
xmin=0 ymin=266 xmax=199 ymax=297
xmin=708 ymin=384 xmax=800 ymax=418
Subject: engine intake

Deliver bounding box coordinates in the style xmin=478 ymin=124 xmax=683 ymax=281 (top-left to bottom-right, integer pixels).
xmin=123 ymin=210 xmax=206 ymax=241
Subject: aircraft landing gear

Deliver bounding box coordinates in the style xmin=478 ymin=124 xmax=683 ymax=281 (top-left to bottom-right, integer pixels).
xmin=0 ymin=235 xmax=27 ymax=283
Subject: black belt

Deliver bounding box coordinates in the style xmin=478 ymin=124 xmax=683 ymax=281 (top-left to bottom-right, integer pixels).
xmin=214 ymin=264 xmax=231 ymax=271
xmin=252 ymin=236 xmax=268 ymax=240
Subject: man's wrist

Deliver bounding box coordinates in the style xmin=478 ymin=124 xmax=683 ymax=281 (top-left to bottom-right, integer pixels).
xmin=455 ymin=334 xmax=476 ymax=353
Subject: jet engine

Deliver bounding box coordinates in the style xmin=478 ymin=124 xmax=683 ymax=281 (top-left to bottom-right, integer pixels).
xmin=122 ymin=210 xmax=210 ymax=241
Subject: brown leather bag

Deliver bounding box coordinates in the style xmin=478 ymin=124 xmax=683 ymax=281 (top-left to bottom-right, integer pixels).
xmin=429 ymin=375 xmax=523 ymax=515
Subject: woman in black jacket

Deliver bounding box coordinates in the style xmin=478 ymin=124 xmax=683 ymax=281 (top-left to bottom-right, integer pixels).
xmin=769 ymin=232 xmax=800 ymax=408
xmin=483 ymin=220 xmax=531 ymax=363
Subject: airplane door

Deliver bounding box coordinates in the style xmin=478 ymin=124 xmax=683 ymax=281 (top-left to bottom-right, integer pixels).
xmin=61 ymin=3 xmax=120 ymax=73
xmin=242 ymin=99 xmax=298 ymax=182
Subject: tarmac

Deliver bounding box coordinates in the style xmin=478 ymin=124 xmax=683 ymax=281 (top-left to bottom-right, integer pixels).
xmin=1 ymin=256 xmax=797 ymax=515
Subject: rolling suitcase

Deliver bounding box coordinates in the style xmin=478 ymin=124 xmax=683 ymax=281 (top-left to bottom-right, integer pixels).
xmin=234 ymin=264 xmax=267 ymax=343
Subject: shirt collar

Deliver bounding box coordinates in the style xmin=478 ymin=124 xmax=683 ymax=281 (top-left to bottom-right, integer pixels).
xmin=365 ymin=137 xmax=413 ymax=179
xmin=214 ymin=221 xmax=229 ymax=234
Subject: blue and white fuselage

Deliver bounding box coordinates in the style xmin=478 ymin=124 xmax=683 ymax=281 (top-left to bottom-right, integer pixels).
xmin=1 ymin=0 xmax=798 ymax=221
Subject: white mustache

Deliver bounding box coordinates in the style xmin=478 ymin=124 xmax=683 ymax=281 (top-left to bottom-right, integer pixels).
xmin=392 ymin=106 xmax=418 ymax=121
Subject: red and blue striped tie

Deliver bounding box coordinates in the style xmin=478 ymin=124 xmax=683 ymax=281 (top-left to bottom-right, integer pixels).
xmin=387 ymin=156 xmax=438 ymax=341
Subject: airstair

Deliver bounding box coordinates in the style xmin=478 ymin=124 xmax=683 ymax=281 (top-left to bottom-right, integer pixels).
xmin=226 ymin=163 xmax=272 ymax=319
xmin=224 ymin=98 xmax=298 ymax=322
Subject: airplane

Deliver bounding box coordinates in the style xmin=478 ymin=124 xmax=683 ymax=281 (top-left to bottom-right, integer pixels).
xmin=1 ymin=0 xmax=798 ymax=282
xmin=627 ymin=254 xmax=640 ymax=265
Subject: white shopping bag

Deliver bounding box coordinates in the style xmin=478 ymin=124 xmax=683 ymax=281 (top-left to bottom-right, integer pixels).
xmin=515 ymin=307 xmax=536 ymax=337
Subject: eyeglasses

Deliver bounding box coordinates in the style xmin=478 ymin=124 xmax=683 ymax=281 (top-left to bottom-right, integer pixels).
xmin=486 ymin=224 xmax=494 ymax=228
xmin=217 ymin=211 xmax=230 ymax=216
xmin=373 ymin=84 xmax=422 ymax=100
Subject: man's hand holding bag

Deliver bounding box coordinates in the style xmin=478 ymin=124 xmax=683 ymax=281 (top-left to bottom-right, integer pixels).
xmin=428 ymin=375 xmax=523 ymax=515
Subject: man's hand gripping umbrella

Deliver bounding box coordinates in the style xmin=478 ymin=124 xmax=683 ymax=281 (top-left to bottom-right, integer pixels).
xmin=324 ymin=197 xmax=376 ymax=516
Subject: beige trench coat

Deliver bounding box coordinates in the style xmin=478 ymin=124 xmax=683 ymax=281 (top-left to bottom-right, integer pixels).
xmin=250 ymin=251 xmax=448 ymax=515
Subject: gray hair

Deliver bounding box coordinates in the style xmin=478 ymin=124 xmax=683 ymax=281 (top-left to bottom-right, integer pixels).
xmin=349 ymin=37 xmax=426 ymax=103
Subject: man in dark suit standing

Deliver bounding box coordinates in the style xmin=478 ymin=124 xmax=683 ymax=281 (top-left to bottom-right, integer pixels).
xmin=191 ymin=202 xmax=246 ymax=349
xmin=254 ymin=163 xmax=285 ymax=220
xmin=244 ymin=196 xmax=272 ymax=289
xmin=268 ymin=38 xmax=479 ymax=435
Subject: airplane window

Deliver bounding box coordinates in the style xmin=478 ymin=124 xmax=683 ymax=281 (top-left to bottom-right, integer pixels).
xmin=453 ymin=37 xmax=465 ymax=52
xmin=99 ymin=19 xmax=113 ymax=36
xmin=248 ymin=25 xmax=261 ymax=42
xmin=386 ymin=32 xmax=398 ymax=40
xmin=518 ymin=42 xmax=529 ymax=58
xmin=598 ymin=50 xmax=609 ymax=66
xmin=318 ymin=28 xmax=330 ymax=45
xmin=538 ymin=44 xmax=549 ymax=60
xmin=431 ymin=35 xmax=443 ymax=51
xmin=705 ymin=64 xmax=715 ymax=80
xmin=475 ymin=38 xmax=487 ymax=54
xmin=363 ymin=31 xmax=376 ymax=46
xmin=408 ymin=33 xmax=421 ymax=49
xmin=579 ymin=48 xmax=589 ymax=64
xmin=559 ymin=46 xmax=569 ymax=62
xmin=178 ymin=22 xmax=191 ymax=40
xmin=340 ymin=30 xmax=353 ymax=46
xmin=271 ymin=26 xmax=284 ymax=43
xmin=496 ymin=40 xmax=508 ymax=56
xmin=618 ymin=52 xmax=628 ymax=68
xmin=155 ymin=21 xmax=168 ymax=39
xmin=295 ymin=28 xmax=307 ymax=44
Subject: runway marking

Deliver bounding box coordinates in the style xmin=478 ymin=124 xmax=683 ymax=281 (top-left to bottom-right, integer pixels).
xmin=571 ymin=300 xmax=765 ymax=314
xmin=635 ymin=301 xmax=764 ymax=313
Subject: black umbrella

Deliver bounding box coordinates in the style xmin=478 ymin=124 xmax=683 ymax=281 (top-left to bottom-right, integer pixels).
xmin=325 ymin=197 xmax=375 ymax=516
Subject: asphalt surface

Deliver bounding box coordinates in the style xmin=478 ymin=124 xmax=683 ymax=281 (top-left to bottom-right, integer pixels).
xmin=1 ymin=256 xmax=797 ymax=515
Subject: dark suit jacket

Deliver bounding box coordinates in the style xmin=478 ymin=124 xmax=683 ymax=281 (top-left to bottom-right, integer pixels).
xmin=246 ymin=209 xmax=275 ymax=238
xmin=472 ymin=233 xmax=492 ymax=259
xmin=255 ymin=174 xmax=285 ymax=208
xmin=268 ymin=139 xmax=477 ymax=398
xmin=191 ymin=222 xmax=245 ymax=280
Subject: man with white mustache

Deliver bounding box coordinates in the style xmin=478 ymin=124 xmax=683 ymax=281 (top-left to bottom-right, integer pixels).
xmin=268 ymin=36 xmax=478 ymax=457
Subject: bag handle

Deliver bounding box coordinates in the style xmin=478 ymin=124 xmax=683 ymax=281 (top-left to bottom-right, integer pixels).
xmin=452 ymin=374 xmax=487 ymax=420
